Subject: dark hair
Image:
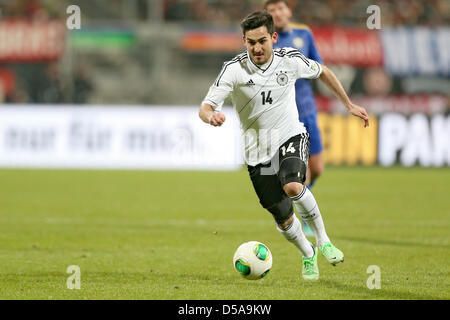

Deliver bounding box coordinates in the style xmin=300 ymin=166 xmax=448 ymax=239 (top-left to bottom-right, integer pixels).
xmin=240 ymin=11 xmax=274 ymax=35
xmin=264 ymin=0 xmax=289 ymax=9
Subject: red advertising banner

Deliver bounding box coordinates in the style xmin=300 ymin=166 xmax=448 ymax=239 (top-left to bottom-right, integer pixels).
xmin=181 ymin=31 xmax=243 ymax=52
xmin=181 ymin=27 xmax=384 ymax=67
xmin=0 ymin=19 xmax=66 ymax=62
xmin=310 ymin=26 xmax=383 ymax=66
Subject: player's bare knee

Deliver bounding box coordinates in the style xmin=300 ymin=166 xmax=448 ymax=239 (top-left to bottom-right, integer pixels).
xmin=283 ymin=182 xmax=304 ymax=198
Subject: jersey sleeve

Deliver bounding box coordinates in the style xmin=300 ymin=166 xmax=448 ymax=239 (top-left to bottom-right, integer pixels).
xmin=292 ymin=52 xmax=323 ymax=79
xmin=307 ymin=30 xmax=323 ymax=63
xmin=201 ymin=62 xmax=235 ymax=111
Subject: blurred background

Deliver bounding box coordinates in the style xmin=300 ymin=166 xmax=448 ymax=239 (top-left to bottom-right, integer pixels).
xmin=0 ymin=0 xmax=449 ymax=168
xmin=1 ymin=1 xmax=449 ymax=301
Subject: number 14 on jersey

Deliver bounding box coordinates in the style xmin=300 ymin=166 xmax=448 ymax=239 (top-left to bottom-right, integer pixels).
xmin=261 ymin=91 xmax=273 ymax=105
xmin=281 ymin=142 xmax=296 ymax=156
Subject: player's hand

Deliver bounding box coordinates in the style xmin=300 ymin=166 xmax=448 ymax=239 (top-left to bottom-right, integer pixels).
xmin=347 ymin=103 xmax=369 ymax=127
xmin=209 ymin=112 xmax=226 ymax=127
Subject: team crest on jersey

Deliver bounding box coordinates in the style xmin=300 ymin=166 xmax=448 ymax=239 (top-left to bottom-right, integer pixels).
xmin=276 ymin=71 xmax=289 ymax=86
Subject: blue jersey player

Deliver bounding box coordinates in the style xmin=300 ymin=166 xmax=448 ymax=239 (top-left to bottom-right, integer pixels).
xmin=265 ymin=0 xmax=324 ymax=236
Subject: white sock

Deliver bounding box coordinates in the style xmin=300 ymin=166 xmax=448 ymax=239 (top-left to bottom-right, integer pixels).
xmin=277 ymin=214 xmax=314 ymax=258
xmin=291 ymin=187 xmax=331 ymax=248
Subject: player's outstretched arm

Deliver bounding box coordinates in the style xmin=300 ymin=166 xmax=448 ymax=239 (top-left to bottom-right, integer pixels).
xmin=199 ymin=104 xmax=226 ymax=127
xmin=319 ymin=65 xmax=370 ymax=128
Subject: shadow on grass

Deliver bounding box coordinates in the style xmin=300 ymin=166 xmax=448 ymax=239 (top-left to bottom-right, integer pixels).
xmin=3 ymin=270 xmax=447 ymax=300
xmin=336 ymin=236 xmax=450 ymax=250
xmin=317 ymin=279 xmax=446 ymax=300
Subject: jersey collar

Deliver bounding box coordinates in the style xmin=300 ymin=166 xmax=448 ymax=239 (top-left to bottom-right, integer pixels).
xmin=247 ymin=50 xmax=275 ymax=73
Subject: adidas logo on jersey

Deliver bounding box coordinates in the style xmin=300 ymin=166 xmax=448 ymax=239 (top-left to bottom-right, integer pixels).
xmin=246 ymin=79 xmax=255 ymax=86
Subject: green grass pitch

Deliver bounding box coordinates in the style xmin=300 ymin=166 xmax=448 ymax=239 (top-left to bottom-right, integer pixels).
xmin=0 ymin=167 xmax=448 ymax=300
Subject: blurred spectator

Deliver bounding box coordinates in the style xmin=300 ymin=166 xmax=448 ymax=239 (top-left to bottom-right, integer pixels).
xmin=9 ymin=88 xmax=30 ymax=103
xmin=38 ymin=62 xmax=64 ymax=103
xmin=0 ymin=68 xmax=17 ymax=100
xmin=164 ymin=0 xmax=196 ymax=20
xmin=363 ymin=67 xmax=393 ymax=96
xmin=0 ymin=82 xmax=4 ymax=103
xmin=72 ymin=63 xmax=93 ymax=104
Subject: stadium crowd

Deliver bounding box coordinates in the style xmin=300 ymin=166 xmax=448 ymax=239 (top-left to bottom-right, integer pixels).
xmin=164 ymin=0 xmax=449 ymax=26
xmin=2 ymin=0 xmax=448 ymax=25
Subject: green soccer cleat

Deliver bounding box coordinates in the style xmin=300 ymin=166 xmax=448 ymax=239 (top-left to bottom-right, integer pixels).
xmin=302 ymin=245 xmax=319 ymax=280
xmin=320 ymin=242 xmax=344 ymax=266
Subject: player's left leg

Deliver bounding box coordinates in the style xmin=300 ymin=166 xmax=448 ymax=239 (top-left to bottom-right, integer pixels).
xmin=248 ymin=161 xmax=319 ymax=280
xmin=278 ymin=134 xmax=343 ymax=266
xmin=283 ymin=181 xmax=344 ymax=266
xmin=247 ymin=162 xmax=314 ymax=261
xmin=282 ymin=182 xmax=329 ymax=247
xmin=300 ymin=113 xmax=324 ymax=236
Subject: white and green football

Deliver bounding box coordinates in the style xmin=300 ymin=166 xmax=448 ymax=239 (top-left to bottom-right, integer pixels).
xmin=233 ymin=241 xmax=272 ymax=280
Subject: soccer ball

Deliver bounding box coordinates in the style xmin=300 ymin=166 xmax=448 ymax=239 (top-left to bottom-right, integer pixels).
xmin=233 ymin=241 xmax=272 ymax=280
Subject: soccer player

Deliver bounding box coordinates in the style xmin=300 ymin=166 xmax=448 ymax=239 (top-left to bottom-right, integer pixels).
xmin=199 ymin=11 xmax=369 ymax=280
xmin=265 ymin=0 xmax=325 ymax=237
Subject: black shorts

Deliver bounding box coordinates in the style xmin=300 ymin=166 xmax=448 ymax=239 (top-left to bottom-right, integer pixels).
xmin=247 ymin=133 xmax=310 ymax=224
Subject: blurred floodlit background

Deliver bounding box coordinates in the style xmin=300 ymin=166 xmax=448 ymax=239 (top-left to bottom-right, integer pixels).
xmin=0 ymin=0 xmax=448 ymax=169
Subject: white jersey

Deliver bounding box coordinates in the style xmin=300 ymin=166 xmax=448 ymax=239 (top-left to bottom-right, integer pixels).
xmin=202 ymin=47 xmax=322 ymax=166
